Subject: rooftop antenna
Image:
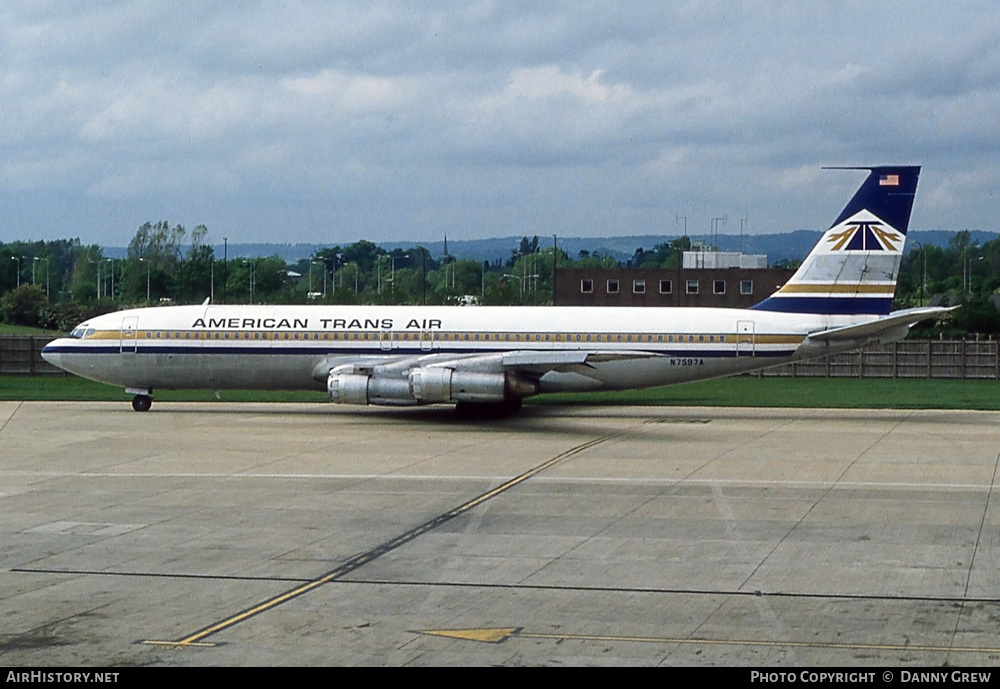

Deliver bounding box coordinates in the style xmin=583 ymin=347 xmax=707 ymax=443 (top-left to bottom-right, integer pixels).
xmin=711 ymin=215 xmax=727 ymax=251
xmin=740 ymin=215 xmax=748 ymax=254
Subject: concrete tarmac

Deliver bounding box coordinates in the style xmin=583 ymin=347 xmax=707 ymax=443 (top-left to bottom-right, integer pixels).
xmin=2 ymin=400 xmax=1000 ymax=666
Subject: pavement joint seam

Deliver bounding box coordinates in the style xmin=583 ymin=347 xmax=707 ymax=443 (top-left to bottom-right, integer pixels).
xmin=140 ymin=427 xmax=627 ymax=648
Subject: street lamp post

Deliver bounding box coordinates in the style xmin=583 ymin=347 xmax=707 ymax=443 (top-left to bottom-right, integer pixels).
xmin=915 ymin=242 xmax=926 ymax=306
xmin=966 ymin=253 xmax=984 ymax=296
xmin=345 ymin=262 xmax=358 ymax=293
xmin=242 ymin=259 xmax=256 ymax=304
xmin=222 ymin=237 xmax=228 ymax=304
xmin=310 ymin=261 xmax=325 ymax=297
xmin=11 ymin=256 xmax=20 ymax=288
xmin=139 ymin=257 xmax=150 ymax=301
xmin=552 ymin=235 xmax=558 ymax=305
xmin=504 ymin=273 xmax=539 ymax=300
xmin=100 ymin=258 xmax=112 ymax=300
xmin=390 ymin=254 xmax=409 ymax=298
xmin=963 ymin=248 xmax=968 ymax=296
xmin=106 ymin=258 xmax=114 ymax=301
xmin=504 ymin=273 xmax=523 ymax=297
xmin=923 ymin=250 xmax=927 ymax=306
xmin=88 ymin=259 xmax=99 ymax=297
xmin=35 ymin=257 xmax=50 ymax=296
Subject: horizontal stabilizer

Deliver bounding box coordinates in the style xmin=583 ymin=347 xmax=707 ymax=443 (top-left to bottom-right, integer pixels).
xmin=806 ymin=306 xmax=956 ymax=343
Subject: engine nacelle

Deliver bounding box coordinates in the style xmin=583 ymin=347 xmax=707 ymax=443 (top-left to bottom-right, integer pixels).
xmin=410 ymin=368 xmax=506 ymax=402
xmin=327 ymin=367 xmax=539 ymax=406
xmin=327 ymin=372 xmax=416 ymax=406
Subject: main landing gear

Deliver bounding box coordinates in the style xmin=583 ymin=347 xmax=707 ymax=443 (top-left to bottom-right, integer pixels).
xmin=454 ymin=398 xmax=523 ymax=419
xmin=127 ymin=388 xmax=153 ymax=412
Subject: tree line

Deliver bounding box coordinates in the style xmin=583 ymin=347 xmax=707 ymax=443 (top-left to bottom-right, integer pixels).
xmin=1 ymin=224 xmax=997 ymax=335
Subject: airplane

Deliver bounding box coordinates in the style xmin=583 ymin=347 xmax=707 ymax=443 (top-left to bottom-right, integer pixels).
xmin=42 ymin=166 xmax=951 ymax=415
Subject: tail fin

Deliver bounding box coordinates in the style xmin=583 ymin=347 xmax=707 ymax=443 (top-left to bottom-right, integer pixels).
xmin=751 ymin=166 xmax=920 ymax=315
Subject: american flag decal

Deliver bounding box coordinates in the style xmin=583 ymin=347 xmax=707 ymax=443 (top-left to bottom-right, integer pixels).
xmin=879 ymin=174 xmax=899 ymax=186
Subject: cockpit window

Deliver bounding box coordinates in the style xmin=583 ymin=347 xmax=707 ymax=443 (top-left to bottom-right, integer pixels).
xmin=69 ymin=328 xmax=84 ymax=339
xmin=68 ymin=326 xmax=95 ymax=339
xmin=85 ymin=328 xmax=96 ymax=338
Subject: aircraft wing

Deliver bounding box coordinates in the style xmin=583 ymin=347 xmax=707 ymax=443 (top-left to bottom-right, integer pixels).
xmin=315 ymin=349 xmax=665 ymax=405
xmin=805 ymin=306 xmax=956 ymax=343
xmin=312 ymin=349 xmax=662 ymax=381
xmin=502 ymin=349 xmax=661 ymax=370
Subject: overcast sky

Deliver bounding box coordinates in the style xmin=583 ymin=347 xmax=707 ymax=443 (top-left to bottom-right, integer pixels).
xmin=2 ymin=1 xmax=998 ymax=249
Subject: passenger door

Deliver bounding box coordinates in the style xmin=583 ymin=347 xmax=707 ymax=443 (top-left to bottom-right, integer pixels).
xmin=736 ymin=320 xmax=755 ymax=357
xmin=120 ymin=316 xmax=138 ymax=354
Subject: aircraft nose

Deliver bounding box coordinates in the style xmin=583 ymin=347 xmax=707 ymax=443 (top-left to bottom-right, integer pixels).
xmin=41 ymin=341 xmax=61 ymax=367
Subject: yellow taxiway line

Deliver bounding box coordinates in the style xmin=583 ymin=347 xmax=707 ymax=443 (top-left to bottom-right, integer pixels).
xmin=418 ymin=627 xmax=1000 ymax=655
xmin=143 ymin=429 xmax=627 ymax=648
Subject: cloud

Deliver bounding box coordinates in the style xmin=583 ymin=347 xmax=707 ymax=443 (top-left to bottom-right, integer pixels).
xmin=2 ymin=1 xmax=999 ymax=247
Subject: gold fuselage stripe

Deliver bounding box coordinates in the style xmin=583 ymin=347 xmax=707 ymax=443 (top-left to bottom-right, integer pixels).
xmin=77 ymin=329 xmax=805 ymax=346
xmin=777 ymin=283 xmax=894 ymax=294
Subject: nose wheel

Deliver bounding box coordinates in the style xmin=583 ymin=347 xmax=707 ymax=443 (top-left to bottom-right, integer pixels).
xmin=131 ymin=394 xmax=152 ymax=412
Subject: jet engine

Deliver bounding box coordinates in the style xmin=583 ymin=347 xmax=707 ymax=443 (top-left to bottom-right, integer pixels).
xmin=326 ymin=366 xmax=538 ymax=406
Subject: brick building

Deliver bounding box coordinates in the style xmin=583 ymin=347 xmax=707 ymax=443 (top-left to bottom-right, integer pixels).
xmin=555 ymin=265 xmax=795 ymax=308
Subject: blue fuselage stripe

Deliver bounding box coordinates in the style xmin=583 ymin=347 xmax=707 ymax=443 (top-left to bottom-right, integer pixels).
xmin=42 ymin=344 xmax=796 ymax=359
xmin=750 ymin=296 xmax=893 ymax=315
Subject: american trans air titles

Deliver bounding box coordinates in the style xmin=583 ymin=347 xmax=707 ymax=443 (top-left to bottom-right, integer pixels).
xmin=189 ymin=317 xmax=442 ymax=330
xmin=42 ymin=167 xmax=954 ymax=415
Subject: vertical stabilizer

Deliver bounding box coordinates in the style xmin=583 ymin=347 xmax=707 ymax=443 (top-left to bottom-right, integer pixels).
xmin=751 ymin=166 xmax=920 ymax=315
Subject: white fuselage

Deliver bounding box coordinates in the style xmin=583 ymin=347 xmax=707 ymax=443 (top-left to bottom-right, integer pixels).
xmin=42 ymin=303 xmax=870 ymax=395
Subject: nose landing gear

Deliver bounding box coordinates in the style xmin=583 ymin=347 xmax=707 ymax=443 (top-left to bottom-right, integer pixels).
xmin=126 ymin=388 xmax=153 ymax=412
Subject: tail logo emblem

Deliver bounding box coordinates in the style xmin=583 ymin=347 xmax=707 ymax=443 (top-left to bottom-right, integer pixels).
xmin=826 ymin=221 xmax=902 ymax=252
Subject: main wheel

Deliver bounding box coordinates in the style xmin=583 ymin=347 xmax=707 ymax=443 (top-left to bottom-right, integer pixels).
xmin=454 ymin=398 xmax=523 ymax=419
xmin=131 ymin=394 xmax=152 ymax=412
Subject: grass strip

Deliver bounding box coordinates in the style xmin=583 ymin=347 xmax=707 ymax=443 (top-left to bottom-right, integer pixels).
xmin=2 ymin=375 xmax=999 ymax=410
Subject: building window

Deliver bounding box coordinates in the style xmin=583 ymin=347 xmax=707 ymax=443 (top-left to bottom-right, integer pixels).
xmin=686 ymin=280 xmax=699 ymax=294
xmin=740 ymin=280 xmax=753 ymax=295
xmin=659 ymin=279 xmax=672 ymax=294
xmin=633 ymin=279 xmax=645 ymax=294
xmin=607 ymin=279 xmax=619 ymax=294
xmin=713 ymin=280 xmax=726 ymax=295
xmin=580 ymin=279 xmax=594 ymax=294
